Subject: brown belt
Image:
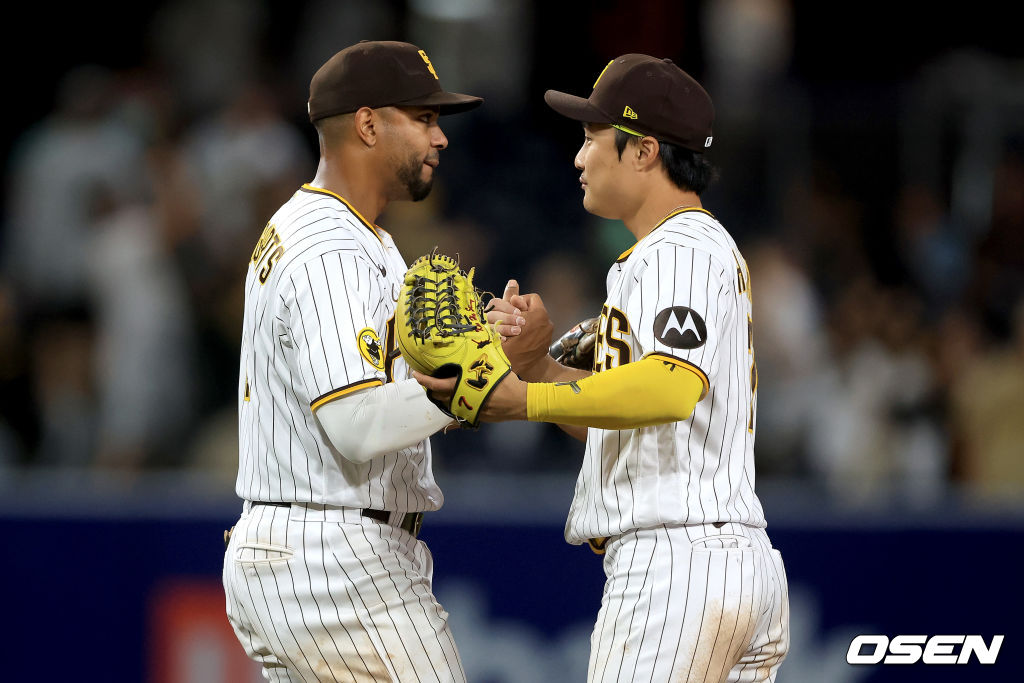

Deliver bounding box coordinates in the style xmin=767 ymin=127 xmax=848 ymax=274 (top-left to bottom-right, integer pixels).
xmin=247 ymin=501 xmax=424 ymax=537
xmin=586 ymin=522 xmax=728 ymax=555
xmin=359 ymin=507 xmax=424 ymax=537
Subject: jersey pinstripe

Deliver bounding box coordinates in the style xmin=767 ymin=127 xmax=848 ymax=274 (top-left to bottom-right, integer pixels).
xmin=236 ymin=184 xmax=442 ymax=512
xmin=224 ymin=502 xmax=465 ymax=682
xmin=585 ymin=522 xmax=788 ymax=682
xmin=566 ymin=208 xmax=765 ymax=544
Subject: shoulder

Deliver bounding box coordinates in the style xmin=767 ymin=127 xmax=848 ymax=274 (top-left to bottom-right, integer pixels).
xmin=272 ymin=188 xmax=386 ymax=282
xmin=634 ymin=210 xmax=743 ymax=278
xmin=654 ymin=209 xmax=734 ymax=254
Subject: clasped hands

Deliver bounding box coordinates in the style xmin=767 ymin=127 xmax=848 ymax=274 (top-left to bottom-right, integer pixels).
xmin=412 ymin=279 xmax=554 ymax=422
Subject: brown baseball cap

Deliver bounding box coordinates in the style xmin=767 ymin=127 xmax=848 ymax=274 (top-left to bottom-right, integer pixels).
xmin=308 ymin=40 xmax=482 ymax=122
xmin=544 ymin=54 xmax=714 ymax=153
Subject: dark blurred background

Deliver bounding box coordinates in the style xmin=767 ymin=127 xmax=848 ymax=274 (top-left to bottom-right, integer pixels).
xmin=1 ymin=1 xmax=1021 ymax=681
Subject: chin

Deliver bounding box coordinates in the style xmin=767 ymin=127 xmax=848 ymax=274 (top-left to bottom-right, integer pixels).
xmin=582 ymin=194 xmax=609 ymax=218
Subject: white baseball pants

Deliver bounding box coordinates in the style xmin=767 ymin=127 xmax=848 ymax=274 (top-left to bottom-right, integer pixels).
xmin=223 ymin=501 xmax=465 ymax=682
xmin=587 ymin=522 xmax=789 ymax=682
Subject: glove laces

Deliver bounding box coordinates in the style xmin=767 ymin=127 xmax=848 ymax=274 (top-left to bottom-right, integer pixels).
xmin=405 ymin=268 xmax=478 ymax=340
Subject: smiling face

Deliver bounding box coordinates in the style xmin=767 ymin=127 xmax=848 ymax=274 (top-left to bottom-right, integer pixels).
xmin=379 ymin=105 xmax=448 ymax=202
xmin=574 ymin=123 xmax=637 ymax=219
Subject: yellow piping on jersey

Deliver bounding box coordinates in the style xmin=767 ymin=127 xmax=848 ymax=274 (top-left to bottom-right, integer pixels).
xmin=310 ymin=378 xmax=383 ymax=412
xmin=615 ymin=207 xmax=717 ymax=263
xmin=300 ymin=184 xmax=384 ymax=244
xmin=642 ymin=351 xmax=709 ymax=400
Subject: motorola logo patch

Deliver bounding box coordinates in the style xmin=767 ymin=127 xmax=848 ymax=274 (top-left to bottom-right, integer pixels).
xmin=654 ymin=306 xmax=706 ymax=349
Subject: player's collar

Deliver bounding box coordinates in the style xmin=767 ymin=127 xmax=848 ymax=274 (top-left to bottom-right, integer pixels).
xmin=300 ymin=184 xmax=385 ymax=243
xmin=614 ymin=207 xmax=716 ymax=263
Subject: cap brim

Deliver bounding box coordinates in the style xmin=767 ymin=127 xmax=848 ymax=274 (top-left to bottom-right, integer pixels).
xmin=544 ymin=90 xmax=612 ymax=124
xmin=397 ymin=90 xmax=483 ymax=115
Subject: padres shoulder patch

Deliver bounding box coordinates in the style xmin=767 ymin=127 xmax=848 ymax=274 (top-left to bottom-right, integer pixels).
xmin=653 ymin=306 xmax=707 ymax=349
xmin=357 ymin=327 xmax=385 ymax=370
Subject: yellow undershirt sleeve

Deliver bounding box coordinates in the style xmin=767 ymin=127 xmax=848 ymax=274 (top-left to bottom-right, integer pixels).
xmin=526 ymin=353 xmax=707 ymax=429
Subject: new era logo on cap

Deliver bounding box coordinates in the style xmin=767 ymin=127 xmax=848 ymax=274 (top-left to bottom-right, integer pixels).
xmin=623 ymin=106 xmax=638 ymax=119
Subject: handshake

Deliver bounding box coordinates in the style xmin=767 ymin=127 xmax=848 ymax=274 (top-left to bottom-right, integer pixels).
xmin=395 ymin=251 xmax=597 ymax=428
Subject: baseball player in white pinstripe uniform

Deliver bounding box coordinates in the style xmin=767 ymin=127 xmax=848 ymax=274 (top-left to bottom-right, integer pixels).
xmin=418 ymin=54 xmax=789 ymax=682
xmin=222 ymin=41 xmax=486 ymax=682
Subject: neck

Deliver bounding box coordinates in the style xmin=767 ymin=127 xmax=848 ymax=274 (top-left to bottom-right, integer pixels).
xmin=622 ymin=189 xmax=702 ymax=241
xmin=309 ymin=156 xmax=388 ymax=225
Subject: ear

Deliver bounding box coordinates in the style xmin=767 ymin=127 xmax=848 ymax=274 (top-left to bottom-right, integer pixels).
xmin=633 ymin=136 xmax=661 ymax=172
xmin=353 ymin=107 xmax=378 ymax=147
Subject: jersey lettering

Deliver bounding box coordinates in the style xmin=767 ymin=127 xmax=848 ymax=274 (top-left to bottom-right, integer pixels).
xmin=251 ymin=222 xmax=285 ymax=284
xmin=604 ymin=306 xmax=632 ymax=369
xmin=593 ymin=305 xmax=608 ymax=372
xmin=593 ymin=304 xmax=632 ymax=372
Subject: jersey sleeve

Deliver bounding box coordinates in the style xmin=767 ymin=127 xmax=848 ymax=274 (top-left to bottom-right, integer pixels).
xmin=624 ymin=244 xmax=729 ymax=397
xmin=283 ymin=250 xmax=389 ymax=412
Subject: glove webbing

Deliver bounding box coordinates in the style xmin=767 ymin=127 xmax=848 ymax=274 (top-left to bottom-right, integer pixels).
xmin=404 ymin=273 xmax=478 ymax=340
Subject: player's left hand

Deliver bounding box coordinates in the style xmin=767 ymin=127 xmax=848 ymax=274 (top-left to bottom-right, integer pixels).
xmin=413 ymin=370 xmax=528 ymax=422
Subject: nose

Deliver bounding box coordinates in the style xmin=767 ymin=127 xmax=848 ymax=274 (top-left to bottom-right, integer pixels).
xmin=432 ymin=124 xmax=448 ymax=151
xmin=574 ymin=145 xmax=585 ymax=170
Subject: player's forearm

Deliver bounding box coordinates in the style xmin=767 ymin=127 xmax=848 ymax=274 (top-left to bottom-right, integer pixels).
xmin=543 ymin=357 xmax=595 ymax=441
xmin=525 ymin=354 xmax=592 ymax=383
xmin=315 ymin=379 xmax=452 ymax=463
xmin=526 ymin=354 xmax=705 ymax=429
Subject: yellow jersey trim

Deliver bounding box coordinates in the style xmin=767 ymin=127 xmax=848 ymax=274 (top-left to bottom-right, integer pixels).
xmin=642 ymin=351 xmax=710 ymax=400
xmin=310 ymin=378 xmax=383 ymax=412
xmin=300 ymin=184 xmax=384 ymax=244
xmin=615 ymin=207 xmax=717 ymax=263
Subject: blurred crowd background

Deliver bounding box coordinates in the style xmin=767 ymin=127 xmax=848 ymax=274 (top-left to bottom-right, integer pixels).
xmin=1 ymin=0 xmax=1022 ymax=510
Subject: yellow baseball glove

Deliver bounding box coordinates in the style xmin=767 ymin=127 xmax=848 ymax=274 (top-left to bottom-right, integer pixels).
xmin=396 ymin=252 xmax=512 ymax=428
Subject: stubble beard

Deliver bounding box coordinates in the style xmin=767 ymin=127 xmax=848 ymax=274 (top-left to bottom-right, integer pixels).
xmin=396 ymin=152 xmax=433 ymax=202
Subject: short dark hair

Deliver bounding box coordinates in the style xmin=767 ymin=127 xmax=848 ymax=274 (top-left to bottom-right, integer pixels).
xmin=614 ymin=128 xmax=718 ymax=194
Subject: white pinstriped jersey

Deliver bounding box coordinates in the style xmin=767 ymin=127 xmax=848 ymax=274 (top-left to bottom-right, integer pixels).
xmin=565 ymin=207 xmax=766 ymax=543
xmin=236 ymin=184 xmax=443 ymax=511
